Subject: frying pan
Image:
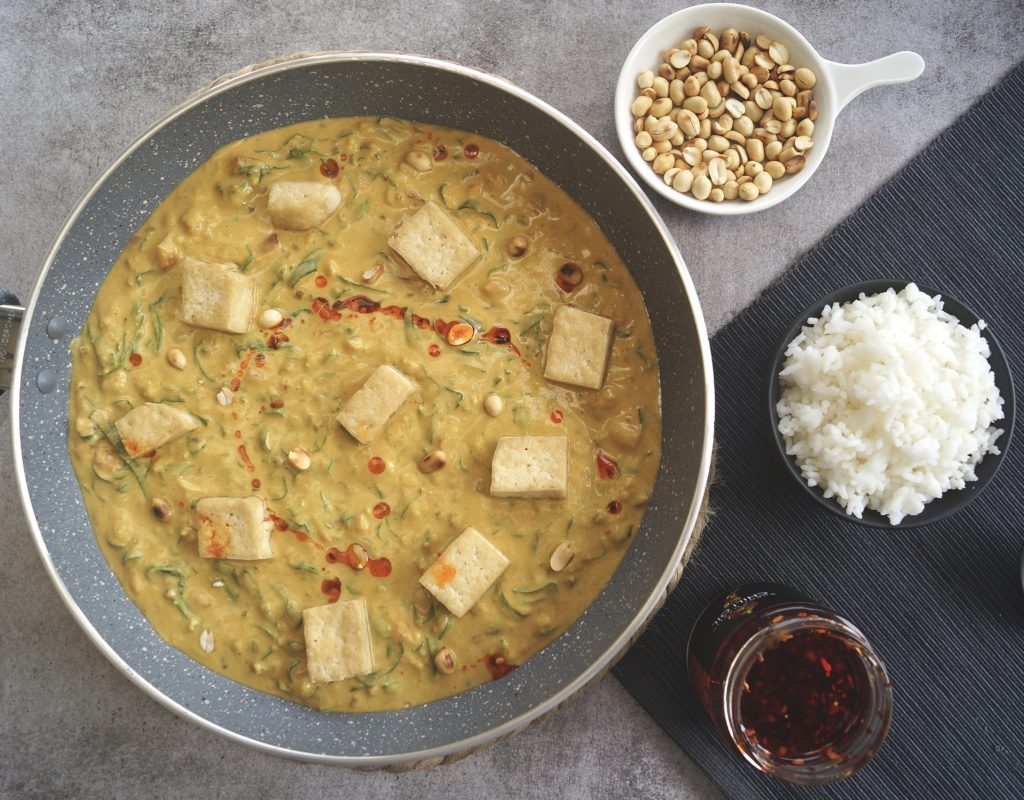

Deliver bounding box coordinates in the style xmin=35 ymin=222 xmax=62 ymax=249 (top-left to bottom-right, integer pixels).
xmin=4 ymin=53 xmax=713 ymax=766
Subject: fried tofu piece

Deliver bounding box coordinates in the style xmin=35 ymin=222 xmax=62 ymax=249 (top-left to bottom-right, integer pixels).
xmin=336 ymin=365 xmax=416 ymax=444
xmin=155 ymin=234 xmax=182 ymax=268
xmin=114 ymin=402 xmax=199 ymax=458
xmin=268 ymin=181 xmax=342 ymax=231
xmin=179 ymin=257 xmax=256 ymax=334
xmin=196 ymin=496 xmax=273 ymax=560
xmin=419 ymin=527 xmax=510 ymax=618
xmin=490 ymin=435 xmax=569 ymax=499
xmin=387 ymin=201 xmax=479 ymax=290
xmin=543 ymin=305 xmax=616 ymax=390
xmin=302 ymin=598 xmax=375 ymax=683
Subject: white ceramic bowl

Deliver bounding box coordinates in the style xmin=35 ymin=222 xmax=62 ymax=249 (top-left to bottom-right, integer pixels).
xmin=615 ymin=2 xmax=924 ymax=214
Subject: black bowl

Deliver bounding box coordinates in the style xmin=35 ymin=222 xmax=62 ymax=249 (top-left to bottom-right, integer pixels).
xmin=768 ymin=280 xmax=1015 ymax=529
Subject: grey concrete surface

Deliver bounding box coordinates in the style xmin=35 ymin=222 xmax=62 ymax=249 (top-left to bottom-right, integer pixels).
xmin=1 ymin=1 xmax=1021 ymax=798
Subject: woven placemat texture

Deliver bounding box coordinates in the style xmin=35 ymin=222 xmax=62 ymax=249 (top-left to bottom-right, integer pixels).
xmin=614 ymin=61 xmax=1024 ymax=799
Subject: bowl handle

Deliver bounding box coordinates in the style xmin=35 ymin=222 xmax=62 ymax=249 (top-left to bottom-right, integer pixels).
xmin=824 ymin=51 xmax=925 ymax=113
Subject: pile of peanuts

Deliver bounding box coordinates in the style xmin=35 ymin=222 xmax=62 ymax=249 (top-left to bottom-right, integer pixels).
xmin=630 ymin=26 xmax=818 ymax=203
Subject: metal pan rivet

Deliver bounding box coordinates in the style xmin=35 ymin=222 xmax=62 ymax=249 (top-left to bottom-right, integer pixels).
xmin=46 ymin=316 xmax=67 ymax=339
xmin=36 ymin=368 xmax=57 ymax=394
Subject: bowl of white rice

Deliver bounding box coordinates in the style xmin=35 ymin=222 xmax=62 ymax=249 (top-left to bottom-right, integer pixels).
xmin=770 ymin=280 xmax=1014 ymax=528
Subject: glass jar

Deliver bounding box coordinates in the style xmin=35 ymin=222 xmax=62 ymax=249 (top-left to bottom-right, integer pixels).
xmin=687 ymin=583 xmax=892 ymax=785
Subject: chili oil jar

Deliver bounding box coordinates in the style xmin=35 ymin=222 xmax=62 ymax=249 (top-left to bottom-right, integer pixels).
xmin=687 ymin=583 xmax=892 ymax=785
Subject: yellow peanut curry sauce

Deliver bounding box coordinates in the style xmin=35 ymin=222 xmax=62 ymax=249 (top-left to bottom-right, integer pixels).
xmin=67 ymin=116 xmax=661 ymax=711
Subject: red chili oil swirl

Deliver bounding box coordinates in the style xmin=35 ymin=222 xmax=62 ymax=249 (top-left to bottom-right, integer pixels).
xmin=321 ymin=578 xmax=342 ymax=603
xmin=463 ymin=143 xmax=480 ymax=159
xmin=596 ymin=451 xmax=618 ymax=479
xmin=267 ymin=510 xmax=319 ymax=546
xmin=740 ymin=629 xmax=870 ymax=758
xmin=481 ymin=325 xmax=510 ymax=344
xmin=433 ymin=144 xmax=447 ymax=161
xmin=238 ymin=444 xmax=255 ymax=472
xmin=326 ymin=547 xmax=344 ymax=564
xmin=368 ymin=557 xmax=392 ymax=578
xmin=368 ymin=456 xmax=385 ymax=475
xmin=314 ymin=274 xmax=328 ymax=288
xmin=312 ymin=297 xmax=342 ymax=321
xmin=428 ymin=344 xmax=441 ymax=357
xmin=343 ymin=295 xmax=381 ymax=313
xmin=381 ymin=304 xmax=406 ymax=319
xmin=372 ymin=502 xmax=391 ymax=519
xmin=319 ymin=158 xmax=340 ymax=178
xmin=411 ymin=313 xmax=431 ymax=329
xmin=607 ymin=500 xmax=622 ymax=514
xmin=128 ymin=353 xmax=142 ymax=367
xmin=485 ymin=654 xmax=516 ymax=679
xmin=550 ymin=410 xmax=564 ymax=424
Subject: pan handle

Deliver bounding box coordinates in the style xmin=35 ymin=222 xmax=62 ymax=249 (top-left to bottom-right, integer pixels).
xmin=1 ymin=292 xmax=25 ymax=400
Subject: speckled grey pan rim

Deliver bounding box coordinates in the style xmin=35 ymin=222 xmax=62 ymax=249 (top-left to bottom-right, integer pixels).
xmin=10 ymin=53 xmax=715 ymax=766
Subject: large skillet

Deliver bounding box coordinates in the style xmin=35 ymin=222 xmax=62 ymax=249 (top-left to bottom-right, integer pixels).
xmin=6 ymin=54 xmax=713 ymax=766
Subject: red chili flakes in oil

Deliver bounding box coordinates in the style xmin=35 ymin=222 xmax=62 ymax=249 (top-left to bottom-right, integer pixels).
xmin=550 ymin=410 xmax=564 ymax=424
xmin=270 ymin=398 xmax=284 ymax=409
xmin=740 ymin=629 xmax=870 ymax=758
xmin=238 ymin=444 xmax=255 ymax=472
xmin=607 ymin=500 xmax=622 ymax=514
xmin=128 ymin=353 xmax=142 ymax=367
xmin=485 ymin=654 xmax=516 ymax=679
xmin=343 ymin=295 xmax=381 ymax=314
xmin=368 ymin=456 xmax=385 ymax=475
xmin=463 ymin=143 xmax=479 ymax=159
xmin=368 ymin=557 xmax=392 ymax=578
xmin=254 ymin=352 xmax=267 ymax=367
xmin=481 ymin=325 xmax=510 ymax=344
xmin=433 ymin=144 xmax=447 ymax=161
xmin=372 ymin=502 xmax=391 ymax=519
xmin=314 ymin=274 xmax=328 ymax=288
xmin=251 ymin=478 xmax=261 ymax=489
xmin=428 ymin=344 xmax=441 ymax=357
xmin=319 ymin=158 xmax=340 ymax=178
xmin=321 ymin=578 xmax=342 ymax=603
xmin=596 ymin=451 xmax=618 ymax=479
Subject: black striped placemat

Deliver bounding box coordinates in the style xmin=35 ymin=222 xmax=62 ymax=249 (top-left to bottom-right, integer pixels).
xmin=614 ymin=61 xmax=1024 ymax=799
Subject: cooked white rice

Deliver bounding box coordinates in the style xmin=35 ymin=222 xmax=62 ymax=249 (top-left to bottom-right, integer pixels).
xmin=776 ymin=283 xmax=1005 ymax=524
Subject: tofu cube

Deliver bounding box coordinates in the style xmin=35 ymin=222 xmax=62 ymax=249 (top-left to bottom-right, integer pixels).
xmin=490 ymin=435 xmax=569 ymax=499
xmin=155 ymin=233 xmax=182 ymax=268
xmin=543 ymin=305 xmax=616 ymax=390
xmin=196 ymin=496 xmax=273 ymax=560
xmin=419 ymin=527 xmax=510 ymax=618
xmin=302 ymin=598 xmax=375 ymax=683
xmin=268 ymin=181 xmax=342 ymax=231
xmin=179 ymin=257 xmax=256 ymax=334
xmin=336 ymin=365 xmax=416 ymax=444
xmin=114 ymin=402 xmax=199 ymax=458
xmin=387 ymin=201 xmax=479 ymax=290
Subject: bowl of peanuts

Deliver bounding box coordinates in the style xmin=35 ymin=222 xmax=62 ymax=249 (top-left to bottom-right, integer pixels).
xmin=615 ymin=3 xmax=924 ymax=213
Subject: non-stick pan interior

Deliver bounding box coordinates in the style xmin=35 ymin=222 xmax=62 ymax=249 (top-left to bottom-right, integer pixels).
xmin=14 ymin=55 xmax=712 ymax=764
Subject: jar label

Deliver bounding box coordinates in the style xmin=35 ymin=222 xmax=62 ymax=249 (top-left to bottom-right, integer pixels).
xmin=687 ymin=582 xmax=809 ymax=673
